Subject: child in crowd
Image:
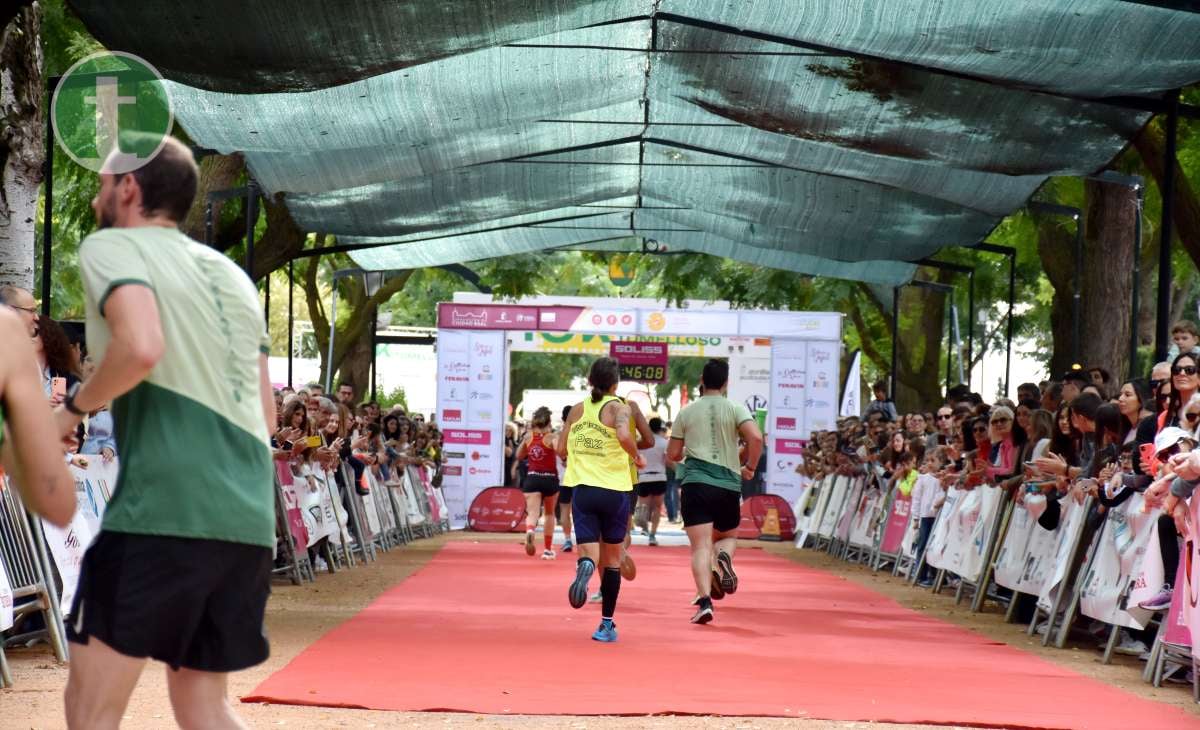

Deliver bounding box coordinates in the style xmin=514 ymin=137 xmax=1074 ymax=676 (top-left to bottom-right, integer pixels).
xmin=1167 ymin=319 xmax=1200 ymax=361
xmin=909 ymin=447 xmax=948 ymax=587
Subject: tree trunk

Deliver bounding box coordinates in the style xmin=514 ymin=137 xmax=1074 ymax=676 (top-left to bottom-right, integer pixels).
xmin=179 ymin=151 xmax=246 ymax=244
xmin=0 ymin=4 xmax=43 ymax=290
xmin=1081 ymin=181 xmax=1138 ymax=380
xmin=852 ymin=279 xmax=948 ymax=412
xmin=1134 ymin=120 xmax=1200 ymax=271
xmin=1035 ymin=216 xmax=1077 ymax=376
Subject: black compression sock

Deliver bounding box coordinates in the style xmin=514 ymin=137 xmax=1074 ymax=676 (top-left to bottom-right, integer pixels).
xmin=600 ymin=567 xmax=621 ymax=618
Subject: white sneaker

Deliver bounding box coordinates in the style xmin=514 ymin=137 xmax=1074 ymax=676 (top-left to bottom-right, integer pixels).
xmin=315 ymin=556 xmax=330 ymax=572
xmin=1034 ymin=621 xmax=1051 ymax=636
xmin=540 ymin=549 xmax=556 ymax=560
xmin=589 ymin=591 xmax=603 ymax=603
xmin=1113 ymin=633 xmax=1149 ymax=656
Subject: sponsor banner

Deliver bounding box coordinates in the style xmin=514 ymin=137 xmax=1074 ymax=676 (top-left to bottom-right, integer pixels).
xmin=835 ymin=478 xmax=864 ymax=543
xmin=924 ymin=486 xmax=1003 ymax=582
xmin=847 ymin=485 xmax=885 ymax=549
xmin=804 ymin=340 xmax=839 ymax=435
xmin=767 ymin=339 xmax=807 ymax=504
xmin=0 ymin=553 xmax=12 ymax=631
xmin=738 ymin=311 xmax=841 ymax=340
xmin=878 ymin=493 xmax=913 ymax=556
xmin=573 ymin=308 xmax=639 ymax=333
xmin=275 ymin=461 xmax=310 ymax=552
xmin=1036 ymin=497 xmax=1092 ymax=614
xmin=467 ymin=486 xmax=527 ymax=532
xmin=840 ymin=350 xmax=862 ymax=418
xmin=1188 ymin=492 xmax=1200 ymax=661
xmin=1079 ymin=493 xmax=1158 ymax=629
xmin=40 ymin=459 xmax=119 ymax=610
xmin=641 ymin=309 xmax=740 ymax=336
xmin=437 ymin=303 xmax=541 ymax=330
xmin=728 ymin=354 xmax=770 ymax=417
xmin=924 ymin=488 xmax=963 ymax=571
xmin=1163 ymin=557 xmax=1190 ymax=647
xmin=509 ymin=331 xmax=766 ymax=358
xmin=815 ymin=475 xmax=851 ymax=540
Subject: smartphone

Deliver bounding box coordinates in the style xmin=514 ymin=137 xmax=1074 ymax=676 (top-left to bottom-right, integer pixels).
xmin=51 ymin=376 xmax=67 ymax=399
xmin=305 ymin=435 xmax=323 ymax=448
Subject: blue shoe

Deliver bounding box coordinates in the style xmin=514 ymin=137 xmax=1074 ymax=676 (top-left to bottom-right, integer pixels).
xmin=568 ymin=559 xmax=595 ymax=609
xmin=592 ymin=620 xmax=618 ymax=642
xmin=562 ymin=539 xmax=573 ymax=553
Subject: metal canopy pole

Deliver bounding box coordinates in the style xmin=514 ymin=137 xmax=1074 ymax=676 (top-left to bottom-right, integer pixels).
xmin=1156 ymin=89 xmax=1180 ymax=363
xmin=967 ymin=270 xmax=975 ymax=389
xmin=1131 ymin=185 xmax=1144 ymax=377
xmin=287 ymin=259 xmax=294 ymax=389
xmin=244 ymin=182 xmax=258 ymax=278
xmin=371 ymin=312 xmax=378 ymax=402
xmin=890 ymin=287 xmax=900 ymax=402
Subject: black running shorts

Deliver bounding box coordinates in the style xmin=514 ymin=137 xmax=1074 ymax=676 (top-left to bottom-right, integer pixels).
xmin=67 ymin=531 xmax=272 ymax=672
xmin=571 ymin=485 xmax=631 ymax=544
xmin=681 ymin=482 xmax=742 ymax=532
xmin=557 ymin=485 xmax=574 ymax=504
xmin=521 ymin=473 xmax=560 ymax=496
xmin=636 ymin=480 xmax=668 ymax=498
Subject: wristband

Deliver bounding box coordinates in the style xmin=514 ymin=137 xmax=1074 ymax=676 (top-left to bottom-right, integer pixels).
xmin=63 ymin=383 xmax=87 ymax=417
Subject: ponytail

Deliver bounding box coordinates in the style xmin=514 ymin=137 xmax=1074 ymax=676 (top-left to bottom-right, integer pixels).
xmin=591 ymin=386 xmax=604 ymax=403
xmin=587 ymin=357 xmax=620 ymax=403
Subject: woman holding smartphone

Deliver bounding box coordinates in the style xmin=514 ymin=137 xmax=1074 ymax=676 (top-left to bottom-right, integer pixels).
xmin=0 ymin=307 xmax=75 ymax=526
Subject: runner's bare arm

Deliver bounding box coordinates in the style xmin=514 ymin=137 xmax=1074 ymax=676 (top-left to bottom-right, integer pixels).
xmin=614 ymin=403 xmax=640 ymax=461
xmin=515 ymin=431 xmax=532 ymax=460
xmin=665 ymin=436 xmax=684 ymax=464
xmin=258 ymin=353 xmax=276 ymax=434
xmin=628 ymin=400 xmax=654 ymax=449
xmin=54 ymin=285 xmax=164 ymax=437
xmin=0 ymin=310 xmax=75 ymax=527
xmin=556 ymin=403 xmax=582 ymax=460
xmin=738 ymin=418 xmax=764 ymax=477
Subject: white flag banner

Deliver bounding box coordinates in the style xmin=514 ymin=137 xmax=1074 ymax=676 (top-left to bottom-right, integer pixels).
xmin=0 ymin=557 xmax=14 ymax=631
xmin=840 ymin=350 xmax=862 ymax=418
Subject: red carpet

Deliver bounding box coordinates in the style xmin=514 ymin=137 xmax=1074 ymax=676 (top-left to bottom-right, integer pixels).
xmin=244 ymin=542 xmax=1196 ymax=728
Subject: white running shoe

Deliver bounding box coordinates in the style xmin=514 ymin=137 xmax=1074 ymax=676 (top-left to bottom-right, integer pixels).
xmin=1112 ymin=633 xmax=1149 ymax=656
xmin=541 ymin=549 xmax=556 ymax=560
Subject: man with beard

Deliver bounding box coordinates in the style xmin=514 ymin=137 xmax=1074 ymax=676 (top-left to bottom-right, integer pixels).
xmin=54 ymin=138 xmax=275 ymax=729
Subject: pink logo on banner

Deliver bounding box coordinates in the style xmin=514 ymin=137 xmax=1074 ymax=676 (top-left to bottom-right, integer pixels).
xmin=444 ymin=429 xmax=492 ymax=445
xmin=274 ymin=461 xmax=309 ymax=550
xmin=443 ymin=465 xmax=463 ymax=477
xmin=878 ymin=495 xmax=912 ymax=555
xmin=442 ymin=409 xmax=463 ymax=422
xmin=775 ymin=416 xmax=797 ymax=432
xmin=775 ymin=438 xmax=805 ymax=455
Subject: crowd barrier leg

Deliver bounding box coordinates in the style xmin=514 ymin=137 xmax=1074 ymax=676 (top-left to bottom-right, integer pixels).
xmin=0 ymin=642 xmax=11 ymax=688
xmin=272 ymin=483 xmax=306 ymax=586
xmin=27 ymin=512 xmax=68 ymax=663
xmin=337 ymin=466 xmax=374 ymax=564
xmin=1004 ymin=590 xmax=1023 ymax=623
xmin=1101 ymin=624 xmax=1121 ymax=665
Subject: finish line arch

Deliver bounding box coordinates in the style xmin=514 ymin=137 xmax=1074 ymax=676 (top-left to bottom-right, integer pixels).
xmin=434 ymin=300 xmax=842 ymax=529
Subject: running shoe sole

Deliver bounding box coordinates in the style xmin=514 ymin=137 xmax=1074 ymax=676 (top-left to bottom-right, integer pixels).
xmin=691 ymin=606 xmax=714 ymax=624
xmin=716 ymin=551 xmax=737 ymax=594
xmin=568 ymin=560 xmax=595 ymax=609
xmin=710 ymin=570 xmax=725 ymax=600
xmin=525 ymin=532 xmax=536 ymax=556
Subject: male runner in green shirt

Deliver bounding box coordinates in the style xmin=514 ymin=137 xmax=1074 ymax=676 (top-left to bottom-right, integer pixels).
xmin=54 ymin=137 xmax=276 ymax=729
xmin=667 ymin=359 xmax=763 ymax=625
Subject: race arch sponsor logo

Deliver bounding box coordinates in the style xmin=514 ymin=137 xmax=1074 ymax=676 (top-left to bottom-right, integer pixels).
xmin=443 ymin=465 xmax=463 ymax=476
xmin=444 ymin=451 xmax=465 ymax=460
xmin=442 ymin=409 xmax=463 ymax=422
xmin=775 ymin=416 xmax=797 ymax=431
xmin=469 ymin=390 xmax=494 ymax=401
xmin=804 ymin=399 xmax=831 ymax=409
xmin=810 ymin=348 xmax=833 ymax=363
xmin=474 ymin=342 xmax=495 ymax=357
xmin=646 ymin=312 xmax=667 ymax=332
xmin=812 ymin=371 xmax=830 ymax=389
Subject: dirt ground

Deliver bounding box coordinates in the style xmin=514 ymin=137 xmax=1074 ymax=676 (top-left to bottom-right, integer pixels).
xmin=4 ymin=532 xmax=1198 ymax=729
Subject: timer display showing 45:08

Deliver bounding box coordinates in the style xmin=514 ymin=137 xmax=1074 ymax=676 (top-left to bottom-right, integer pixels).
xmin=619 ymin=364 xmax=666 ymax=382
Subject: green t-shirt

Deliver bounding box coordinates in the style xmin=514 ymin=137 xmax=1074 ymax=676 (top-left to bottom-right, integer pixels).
xmin=671 ymin=394 xmax=753 ymax=492
xmin=80 ymin=227 xmax=274 ymax=548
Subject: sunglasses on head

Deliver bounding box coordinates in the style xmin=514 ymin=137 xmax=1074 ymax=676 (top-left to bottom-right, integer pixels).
xmin=1173 ymin=365 xmax=1198 ymax=376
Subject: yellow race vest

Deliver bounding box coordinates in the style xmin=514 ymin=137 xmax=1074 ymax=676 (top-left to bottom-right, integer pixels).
xmin=562 ymin=395 xmax=633 ymax=492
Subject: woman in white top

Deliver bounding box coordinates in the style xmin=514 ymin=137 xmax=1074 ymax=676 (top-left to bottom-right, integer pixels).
xmin=634 ymin=417 xmax=670 ymax=546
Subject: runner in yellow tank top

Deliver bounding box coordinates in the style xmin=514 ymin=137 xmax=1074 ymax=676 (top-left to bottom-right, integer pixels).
xmin=558 ymin=357 xmax=645 ymax=643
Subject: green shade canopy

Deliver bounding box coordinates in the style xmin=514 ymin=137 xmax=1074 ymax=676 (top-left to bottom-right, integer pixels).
xmin=71 ymin=2 xmax=1200 ymax=286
